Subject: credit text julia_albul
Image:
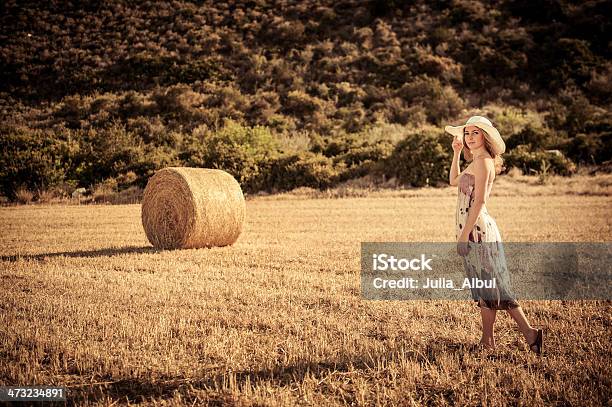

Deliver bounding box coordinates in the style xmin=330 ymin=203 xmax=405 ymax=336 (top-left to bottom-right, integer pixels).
xmin=370 ymin=253 xmax=496 ymax=290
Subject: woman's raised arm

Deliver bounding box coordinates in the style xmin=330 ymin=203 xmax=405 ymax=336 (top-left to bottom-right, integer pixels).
xmin=449 ymin=136 xmax=463 ymax=186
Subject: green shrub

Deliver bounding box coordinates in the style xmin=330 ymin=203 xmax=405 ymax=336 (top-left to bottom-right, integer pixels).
xmin=382 ymin=130 xmax=452 ymax=187
xmin=504 ymin=145 xmax=576 ymax=176
xmin=546 ymin=87 xmax=607 ymax=134
xmin=333 ymin=141 xmax=394 ymax=167
xmin=486 ymin=105 xmax=546 ymax=138
xmin=410 ymin=45 xmax=463 ymax=83
xmin=585 ymin=62 xmax=612 ymax=105
xmin=182 ymin=120 xmax=280 ymax=191
xmin=74 ymin=123 xmax=149 ymax=188
xmin=283 ymin=90 xmax=324 ymax=120
xmin=549 ymin=38 xmax=597 ymax=88
xmin=564 ymin=132 xmax=612 ymax=164
xmin=151 ymin=84 xmax=205 ymax=123
xmin=505 ymin=125 xmax=567 ymax=151
xmin=55 ymin=95 xmax=90 ymax=129
xmin=265 ymin=152 xmax=339 ymax=191
xmin=304 ymin=130 xmax=395 ymax=184
xmin=0 ymin=126 xmax=77 ymax=200
xmin=318 ymin=134 xmax=355 ymax=157
xmin=334 ymin=141 xmax=394 ymax=182
xmin=130 ymin=145 xmax=180 ymax=187
xmin=397 ymin=76 xmax=464 ymax=125
xmin=316 ymin=133 xmax=391 ymax=160
xmin=126 ymin=116 xmax=178 ymax=147
xmin=334 ymin=103 xmax=367 ymax=133
xmin=378 ymin=98 xmax=427 ymax=126
xmin=333 ymin=82 xmax=367 ymax=106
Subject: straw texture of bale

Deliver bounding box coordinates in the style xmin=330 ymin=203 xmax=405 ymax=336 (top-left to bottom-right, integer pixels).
xmin=141 ymin=167 xmax=246 ymax=249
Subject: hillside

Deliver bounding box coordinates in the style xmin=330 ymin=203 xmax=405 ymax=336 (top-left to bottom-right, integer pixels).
xmin=1 ymin=0 xmax=610 ymax=200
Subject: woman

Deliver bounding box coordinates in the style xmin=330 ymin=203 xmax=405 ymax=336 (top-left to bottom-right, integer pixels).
xmin=445 ymin=116 xmax=543 ymax=354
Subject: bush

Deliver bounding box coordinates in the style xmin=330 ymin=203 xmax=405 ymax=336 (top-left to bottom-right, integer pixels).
xmin=585 ymin=62 xmax=612 ymax=105
xmin=378 ymin=98 xmax=426 ymax=126
xmin=382 ymin=130 xmax=452 ymax=187
xmin=397 ymin=76 xmax=464 ymax=125
xmin=55 ymin=95 xmax=90 ymax=129
xmin=74 ymin=123 xmax=150 ymax=188
xmin=181 ymin=120 xmax=280 ymax=191
xmin=546 ymin=87 xmax=607 ymax=134
xmin=504 ymin=125 xmax=567 ymax=151
xmin=334 ymin=103 xmax=367 ymax=133
xmin=305 ymin=129 xmax=396 ymax=183
xmin=504 ymin=145 xmax=576 ymax=176
xmin=548 ymin=38 xmax=597 ymax=88
xmin=129 ymin=145 xmax=181 ymax=188
xmin=14 ymin=187 xmax=34 ymax=204
xmin=0 ymin=126 xmax=77 ymax=200
xmin=265 ymin=152 xmax=340 ymax=191
xmin=333 ymin=82 xmax=367 ymax=106
xmin=410 ymin=44 xmax=463 ymax=83
xmin=152 ymin=84 xmax=205 ymax=123
xmin=486 ymin=105 xmax=546 ymax=138
xmin=92 ymin=178 xmax=118 ymax=203
xmin=126 ymin=116 xmax=177 ymax=146
xmin=564 ymin=132 xmax=612 ymax=164
xmin=283 ymin=90 xmax=324 ymax=120
xmin=333 ymin=141 xmax=394 ymax=167
xmin=334 ymin=141 xmax=394 ymax=182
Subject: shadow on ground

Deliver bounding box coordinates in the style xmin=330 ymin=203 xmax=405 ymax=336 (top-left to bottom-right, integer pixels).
xmin=0 ymin=246 xmax=158 ymax=262
xmin=65 ymin=339 xmax=500 ymax=405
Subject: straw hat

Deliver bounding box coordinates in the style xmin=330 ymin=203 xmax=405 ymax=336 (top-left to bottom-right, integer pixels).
xmin=444 ymin=116 xmax=505 ymax=155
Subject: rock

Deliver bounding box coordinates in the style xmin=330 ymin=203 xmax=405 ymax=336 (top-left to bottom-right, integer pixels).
xmin=71 ymin=187 xmax=87 ymax=198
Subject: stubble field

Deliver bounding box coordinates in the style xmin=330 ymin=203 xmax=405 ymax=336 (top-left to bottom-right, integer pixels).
xmin=1 ymin=175 xmax=611 ymax=406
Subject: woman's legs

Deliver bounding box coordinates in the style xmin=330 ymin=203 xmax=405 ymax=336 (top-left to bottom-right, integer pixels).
xmin=479 ymin=300 xmax=497 ymax=348
xmin=506 ymin=306 xmax=539 ymax=347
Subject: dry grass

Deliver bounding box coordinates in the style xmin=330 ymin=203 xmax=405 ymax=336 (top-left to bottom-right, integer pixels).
xmin=0 ymin=182 xmax=611 ymax=405
xmin=14 ymin=187 xmax=34 ymax=205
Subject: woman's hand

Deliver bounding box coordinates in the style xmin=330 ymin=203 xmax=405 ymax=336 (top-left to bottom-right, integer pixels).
xmin=452 ymin=136 xmax=463 ymax=154
xmin=457 ymin=233 xmax=471 ymax=256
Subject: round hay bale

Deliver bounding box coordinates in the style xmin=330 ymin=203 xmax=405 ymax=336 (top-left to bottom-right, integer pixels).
xmin=141 ymin=167 xmax=245 ymax=249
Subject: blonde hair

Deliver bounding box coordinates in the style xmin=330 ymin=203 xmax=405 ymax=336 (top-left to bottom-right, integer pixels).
xmin=462 ymin=128 xmax=505 ymax=174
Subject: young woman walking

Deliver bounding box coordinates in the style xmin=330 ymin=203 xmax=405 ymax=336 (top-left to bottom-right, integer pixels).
xmin=446 ymin=116 xmax=543 ymax=354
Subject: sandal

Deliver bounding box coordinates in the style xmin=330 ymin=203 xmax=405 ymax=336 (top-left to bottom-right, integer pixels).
xmin=529 ymin=329 xmax=543 ymax=355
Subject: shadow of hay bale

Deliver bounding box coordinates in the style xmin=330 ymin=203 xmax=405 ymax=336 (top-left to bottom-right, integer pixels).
xmin=0 ymin=246 xmax=158 ymax=262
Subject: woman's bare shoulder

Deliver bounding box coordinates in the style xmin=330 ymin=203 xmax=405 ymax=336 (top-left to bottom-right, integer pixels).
xmin=474 ymin=156 xmax=496 ymax=170
xmin=471 ymin=158 xmax=495 ymax=180
xmin=464 ymin=157 xmax=494 ymax=175
xmin=471 ymin=157 xmax=488 ymax=172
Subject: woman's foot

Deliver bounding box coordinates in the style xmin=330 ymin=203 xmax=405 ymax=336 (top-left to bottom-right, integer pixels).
xmin=479 ymin=336 xmax=495 ymax=350
xmin=528 ymin=329 xmax=543 ymax=355
xmin=525 ymin=328 xmax=539 ymax=348
xmin=478 ymin=342 xmax=495 ymax=351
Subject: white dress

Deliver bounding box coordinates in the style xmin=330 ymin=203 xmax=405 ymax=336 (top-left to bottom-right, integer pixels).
xmin=456 ymin=172 xmax=519 ymax=310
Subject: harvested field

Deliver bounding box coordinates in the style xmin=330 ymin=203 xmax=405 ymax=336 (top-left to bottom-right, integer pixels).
xmin=1 ymin=177 xmax=610 ymax=405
